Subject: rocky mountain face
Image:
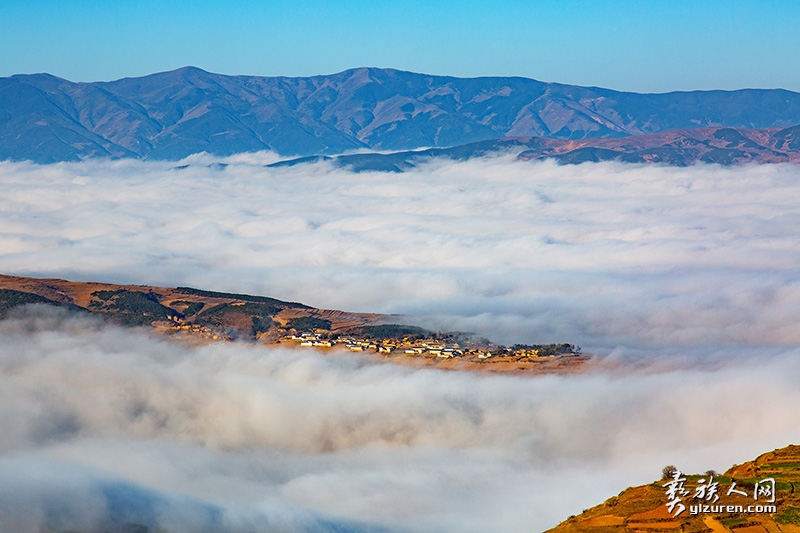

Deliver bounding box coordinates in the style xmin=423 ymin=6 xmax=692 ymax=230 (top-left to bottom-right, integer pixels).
xmin=3 ymin=66 xmax=800 ymax=163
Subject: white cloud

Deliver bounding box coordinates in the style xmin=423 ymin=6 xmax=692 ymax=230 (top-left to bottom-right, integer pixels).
xmin=1 ymin=307 xmax=800 ymax=532
xmin=3 ymin=156 xmax=800 ymax=350
xmin=2 ymin=156 xmax=800 ymax=531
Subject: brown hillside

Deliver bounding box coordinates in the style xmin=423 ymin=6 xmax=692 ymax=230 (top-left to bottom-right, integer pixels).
xmin=547 ymin=445 xmax=800 ymax=533
xmin=0 ymin=273 xmax=383 ymax=336
xmin=0 ymin=274 xmax=587 ymax=375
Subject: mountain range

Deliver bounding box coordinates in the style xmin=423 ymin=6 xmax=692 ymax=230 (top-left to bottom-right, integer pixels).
xmin=4 ymin=66 xmax=800 ymax=164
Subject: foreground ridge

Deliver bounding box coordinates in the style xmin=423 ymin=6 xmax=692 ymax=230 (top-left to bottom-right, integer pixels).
xmin=547 ymin=444 xmax=800 ymax=533
xmin=0 ymin=274 xmax=585 ymax=375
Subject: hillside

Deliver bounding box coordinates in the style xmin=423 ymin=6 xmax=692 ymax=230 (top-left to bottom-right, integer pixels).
xmin=0 ymin=274 xmax=586 ymax=375
xmin=269 ymin=126 xmax=800 ymax=171
xmin=0 ymin=273 xmax=376 ymax=336
xmin=4 ymin=67 xmax=800 ymax=163
xmin=547 ymin=444 xmax=800 ymax=533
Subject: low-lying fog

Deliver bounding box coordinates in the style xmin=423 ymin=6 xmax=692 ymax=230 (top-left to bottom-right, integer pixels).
xmin=1 ymin=154 xmax=800 ymax=532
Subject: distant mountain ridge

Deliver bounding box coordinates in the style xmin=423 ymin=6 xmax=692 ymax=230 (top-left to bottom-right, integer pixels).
xmin=3 ymin=66 xmax=800 ymax=163
xmin=266 ymin=126 xmax=800 ymax=171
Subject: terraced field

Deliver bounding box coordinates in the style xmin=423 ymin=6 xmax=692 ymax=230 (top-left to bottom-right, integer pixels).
xmin=548 ymin=445 xmax=800 ymax=533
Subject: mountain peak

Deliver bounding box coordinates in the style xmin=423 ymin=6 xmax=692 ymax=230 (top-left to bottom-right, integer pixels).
xmin=3 ymin=68 xmax=800 ymax=163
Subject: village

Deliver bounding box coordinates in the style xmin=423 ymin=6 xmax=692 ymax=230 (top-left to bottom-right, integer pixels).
xmin=0 ymin=274 xmax=588 ymax=375
xmin=278 ymin=331 xmax=581 ymax=362
xmin=162 ymin=321 xmax=586 ymax=373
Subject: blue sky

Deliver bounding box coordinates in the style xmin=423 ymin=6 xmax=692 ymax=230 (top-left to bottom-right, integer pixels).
xmin=1 ymin=0 xmax=799 ymax=92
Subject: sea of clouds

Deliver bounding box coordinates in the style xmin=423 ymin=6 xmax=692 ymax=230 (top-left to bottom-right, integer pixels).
xmin=1 ymin=154 xmax=800 ymax=532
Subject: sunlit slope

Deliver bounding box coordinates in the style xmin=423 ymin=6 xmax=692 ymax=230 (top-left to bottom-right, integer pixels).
xmin=0 ymin=273 xmax=379 ymax=337
xmin=547 ymin=445 xmax=800 ymax=533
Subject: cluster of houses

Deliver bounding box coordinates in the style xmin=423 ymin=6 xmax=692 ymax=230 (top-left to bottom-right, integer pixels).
xmin=172 ymin=323 xmax=224 ymax=340
xmin=165 ymin=321 xmax=578 ymax=361
xmin=281 ymin=332 xmax=577 ymax=360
